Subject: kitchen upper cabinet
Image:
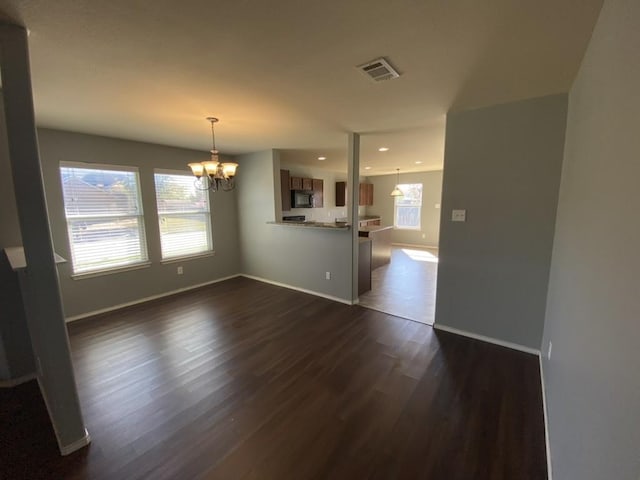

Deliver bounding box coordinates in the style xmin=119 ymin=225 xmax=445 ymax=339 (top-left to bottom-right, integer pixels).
xmin=312 ymin=178 xmax=324 ymax=208
xmin=337 ymin=182 xmax=373 ymax=206
xmin=290 ymin=176 xmax=313 ymax=191
xmin=336 ymin=181 xmax=347 ymax=206
xmin=367 ymin=184 xmax=374 ymax=205
xmin=286 ymin=172 xmax=324 ymax=208
xmin=359 ymin=183 xmax=374 ymax=206
xmin=280 ymin=169 xmax=291 ymax=211
xmin=290 ymin=176 xmax=302 ymax=190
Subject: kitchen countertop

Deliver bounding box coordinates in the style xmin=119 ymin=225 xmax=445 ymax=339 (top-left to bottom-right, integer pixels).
xmin=358 ymin=225 xmax=393 ymax=233
xmin=267 ymin=221 xmax=351 ymax=230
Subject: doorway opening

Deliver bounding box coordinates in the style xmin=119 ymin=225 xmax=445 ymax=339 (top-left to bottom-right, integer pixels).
xmin=358 ymin=245 xmax=438 ymax=324
xmin=355 ymin=170 xmax=442 ymax=325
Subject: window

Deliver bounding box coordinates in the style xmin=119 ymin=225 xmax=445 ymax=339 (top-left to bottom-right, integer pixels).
xmin=60 ymin=163 xmax=148 ymax=274
xmin=154 ymin=171 xmax=213 ymax=259
xmin=394 ymin=183 xmax=423 ymax=230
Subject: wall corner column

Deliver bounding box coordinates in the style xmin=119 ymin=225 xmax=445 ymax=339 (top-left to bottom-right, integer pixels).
xmin=347 ymin=133 xmax=360 ymax=302
xmin=0 ymin=23 xmax=89 ymax=455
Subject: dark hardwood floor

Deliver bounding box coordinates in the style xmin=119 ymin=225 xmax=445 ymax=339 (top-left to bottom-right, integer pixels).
xmin=0 ymin=277 xmax=547 ymax=479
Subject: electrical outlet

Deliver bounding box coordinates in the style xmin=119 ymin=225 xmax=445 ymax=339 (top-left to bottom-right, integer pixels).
xmin=451 ymin=209 xmax=466 ymax=222
xmin=421 ymin=233 xmax=426 ymax=239
xmin=435 ymin=203 xmax=441 ymax=209
xmin=548 ymin=342 xmax=553 ymax=360
xmin=177 ymin=266 xmax=184 ymax=275
xmin=325 ymin=271 xmax=331 ymax=280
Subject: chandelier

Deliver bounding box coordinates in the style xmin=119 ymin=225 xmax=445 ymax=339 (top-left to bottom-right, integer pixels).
xmin=188 ymin=117 xmax=238 ymax=191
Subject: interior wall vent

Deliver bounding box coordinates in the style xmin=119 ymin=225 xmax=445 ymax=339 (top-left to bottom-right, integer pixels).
xmin=357 ymin=58 xmax=400 ymax=82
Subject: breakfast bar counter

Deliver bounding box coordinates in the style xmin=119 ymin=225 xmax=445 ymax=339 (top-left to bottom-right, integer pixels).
xmin=267 ymin=221 xmax=351 ymax=230
xmin=358 ymin=225 xmax=392 ymax=270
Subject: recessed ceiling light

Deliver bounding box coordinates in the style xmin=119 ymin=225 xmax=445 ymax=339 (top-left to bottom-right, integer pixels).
xmin=415 ymin=161 xmax=423 ymax=164
xmin=318 ymin=156 xmax=326 ymax=161
xmin=378 ymin=147 xmax=389 ymax=152
xmin=364 ymin=166 xmax=372 ymax=170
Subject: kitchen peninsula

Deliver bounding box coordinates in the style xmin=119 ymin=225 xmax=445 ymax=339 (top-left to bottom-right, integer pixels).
xmin=267 ymin=219 xmax=350 ymax=230
xmin=358 ymin=222 xmax=392 ymax=270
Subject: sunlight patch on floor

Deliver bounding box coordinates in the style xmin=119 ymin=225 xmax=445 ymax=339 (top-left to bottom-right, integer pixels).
xmin=401 ymin=248 xmax=439 ymax=263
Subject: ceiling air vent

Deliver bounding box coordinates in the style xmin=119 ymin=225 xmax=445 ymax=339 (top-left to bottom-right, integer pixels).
xmin=357 ymin=58 xmax=400 ymax=82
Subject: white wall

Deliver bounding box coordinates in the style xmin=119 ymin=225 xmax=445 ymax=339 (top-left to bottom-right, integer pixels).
xmin=436 ymin=94 xmax=567 ymax=350
xmin=541 ymin=0 xmax=640 ymax=478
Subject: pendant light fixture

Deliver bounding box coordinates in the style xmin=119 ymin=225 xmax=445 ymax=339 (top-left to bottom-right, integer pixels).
xmin=390 ymin=168 xmax=403 ymax=197
xmin=188 ymin=117 xmax=238 ymax=192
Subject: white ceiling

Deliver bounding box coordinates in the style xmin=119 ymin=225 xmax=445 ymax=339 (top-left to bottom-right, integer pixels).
xmin=0 ymin=0 xmax=602 ymax=175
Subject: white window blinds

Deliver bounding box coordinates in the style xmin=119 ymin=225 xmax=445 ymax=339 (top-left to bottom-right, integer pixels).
xmin=154 ymin=172 xmax=213 ymax=259
xmin=60 ymin=164 xmax=148 ymax=274
xmin=394 ymin=183 xmax=423 ymax=230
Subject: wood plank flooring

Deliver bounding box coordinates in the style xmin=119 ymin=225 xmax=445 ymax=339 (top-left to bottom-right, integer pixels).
xmin=0 ymin=276 xmax=547 ymax=479
xmin=359 ymin=246 xmax=439 ymax=325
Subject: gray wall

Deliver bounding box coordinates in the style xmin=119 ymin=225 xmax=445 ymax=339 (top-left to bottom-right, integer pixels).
xmin=37 ymin=129 xmax=241 ymax=318
xmin=435 ymin=94 xmax=567 ymax=349
xmin=366 ymin=170 xmax=443 ymax=247
xmin=0 ymin=93 xmax=22 ymax=247
xmin=0 ymin=91 xmax=35 ymax=381
xmin=541 ymin=0 xmax=640 ymax=478
xmin=237 ymin=150 xmax=353 ymax=301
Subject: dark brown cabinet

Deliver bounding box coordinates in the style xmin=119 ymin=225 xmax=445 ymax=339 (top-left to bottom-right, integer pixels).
xmin=290 ymin=176 xmax=313 ymax=191
xmin=290 ymin=176 xmax=302 ymax=190
xmin=358 ymin=226 xmax=392 ymax=270
xmin=359 ymin=183 xmax=374 ymax=206
xmin=336 ymin=181 xmax=347 ymax=207
xmin=302 ymin=177 xmax=313 ymax=191
xmin=285 ymin=172 xmax=324 ymax=209
xmin=312 ymin=178 xmax=324 ymax=208
xmin=358 ymin=238 xmax=372 ymax=295
xmin=336 ymin=182 xmax=374 ymax=206
xmin=280 ymin=169 xmax=291 ymax=211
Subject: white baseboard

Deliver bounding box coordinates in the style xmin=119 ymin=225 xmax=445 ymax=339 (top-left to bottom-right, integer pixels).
xmin=0 ymin=372 xmax=36 ymax=388
xmin=240 ymin=274 xmax=355 ymax=305
xmin=65 ymin=274 xmax=241 ymax=322
xmin=433 ymin=323 xmax=541 ymax=356
xmin=539 ymin=355 xmax=553 ymax=480
xmin=60 ymin=428 xmax=91 ymax=456
xmin=36 ymin=377 xmax=91 ymax=455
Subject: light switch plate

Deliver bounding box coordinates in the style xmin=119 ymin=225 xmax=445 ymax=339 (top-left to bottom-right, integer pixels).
xmin=451 ymin=209 xmax=466 ymax=222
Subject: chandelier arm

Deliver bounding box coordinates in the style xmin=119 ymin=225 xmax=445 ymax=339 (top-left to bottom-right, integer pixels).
xmin=221 ymin=178 xmax=235 ymax=191
xmin=210 ymin=120 xmax=217 ymax=152
xmin=193 ymin=177 xmax=209 ymax=191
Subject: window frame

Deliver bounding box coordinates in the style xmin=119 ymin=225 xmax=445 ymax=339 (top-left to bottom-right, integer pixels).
xmin=393 ymin=183 xmax=423 ymax=231
xmin=59 ymin=161 xmax=149 ymax=277
xmin=153 ymin=169 xmax=214 ymax=261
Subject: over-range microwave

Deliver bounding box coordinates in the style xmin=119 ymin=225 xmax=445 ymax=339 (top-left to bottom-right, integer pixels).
xmin=291 ymin=190 xmax=313 ymax=208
